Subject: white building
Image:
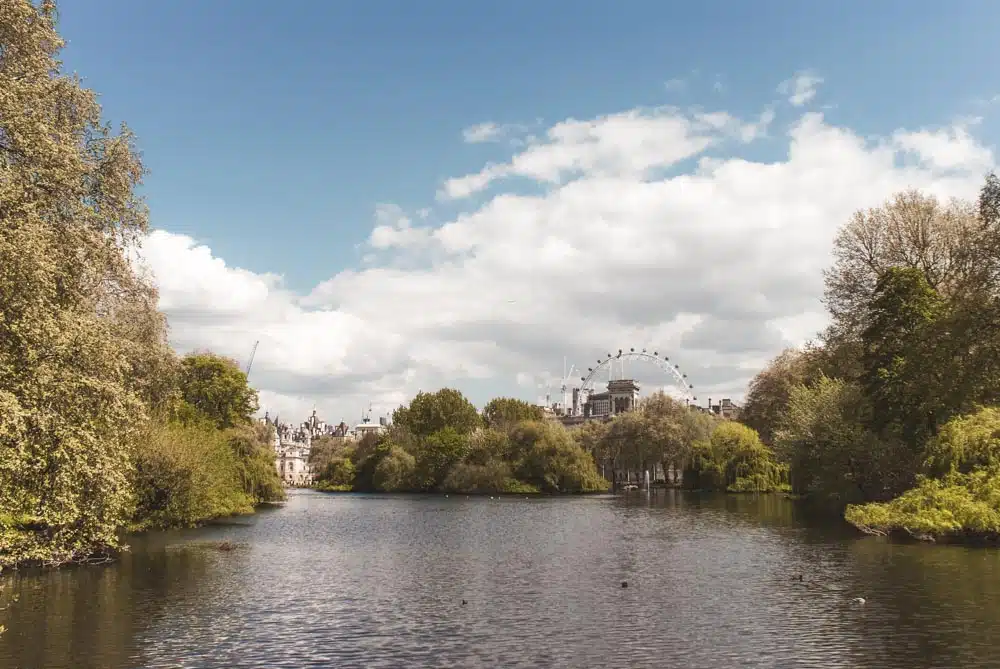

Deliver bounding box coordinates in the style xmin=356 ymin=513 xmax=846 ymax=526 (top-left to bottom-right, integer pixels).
xmin=263 ymin=409 xmax=326 ymax=487
xmin=261 ymin=408 xmax=390 ymax=487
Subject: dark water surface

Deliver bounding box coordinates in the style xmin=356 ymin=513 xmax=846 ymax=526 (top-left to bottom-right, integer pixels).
xmin=3 ymin=490 xmax=1000 ymax=669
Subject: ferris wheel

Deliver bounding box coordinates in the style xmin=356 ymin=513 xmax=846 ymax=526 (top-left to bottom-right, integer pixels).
xmin=576 ymin=347 xmax=696 ymax=407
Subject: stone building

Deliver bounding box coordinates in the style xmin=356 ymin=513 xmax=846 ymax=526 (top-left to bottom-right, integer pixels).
xmin=261 ymin=408 xmax=391 ymax=487
xmin=582 ymin=379 xmax=641 ymax=420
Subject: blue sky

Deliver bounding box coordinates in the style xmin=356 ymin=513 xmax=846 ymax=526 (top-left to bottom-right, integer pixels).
xmin=58 ymin=0 xmax=1000 ymax=293
xmin=47 ymin=1 xmax=1000 ymax=418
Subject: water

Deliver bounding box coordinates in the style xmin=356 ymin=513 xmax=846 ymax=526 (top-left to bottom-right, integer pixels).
xmin=3 ymin=490 xmax=1000 ymax=669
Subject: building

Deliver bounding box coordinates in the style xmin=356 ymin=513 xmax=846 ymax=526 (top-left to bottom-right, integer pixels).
xmin=260 ymin=408 xmax=392 ymax=487
xmin=708 ymin=398 xmax=741 ymax=420
xmin=582 ymin=379 xmax=641 ymax=420
xmin=262 ymin=409 xmax=327 ymax=487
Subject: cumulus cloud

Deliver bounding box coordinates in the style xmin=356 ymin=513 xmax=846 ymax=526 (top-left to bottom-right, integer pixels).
xmin=779 ymin=71 xmax=823 ymax=107
xmin=141 ymin=76 xmax=996 ymax=423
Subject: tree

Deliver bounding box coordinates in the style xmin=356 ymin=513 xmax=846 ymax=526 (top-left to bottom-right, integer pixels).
xmin=392 ymin=388 xmax=482 ymax=439
xmin=682 ymin=422 xmax=785 ymax=492
xmin=414 ymin=427 xmax=469 ymax=490
xmin=511 ymin=421 xmax=607 ymax=493
xmin=774 ymin=377 xmax=912 ymax=503
xmin=741 ymin=347 xmax=824 ymax=445
xmin=482 ymin=397 xmax=543 ymax=432
xmin=177 ymin=353 xmax=259 ymax=430
xmin=859 ymin=267 xmax=943 ymax=445
xmin=0 ymin=0 xmax=167 ymax=568
xmin=639 ymin=392 xmax=691 ymax=474
xmin=823 ymin=190 xmax=979 ymax=342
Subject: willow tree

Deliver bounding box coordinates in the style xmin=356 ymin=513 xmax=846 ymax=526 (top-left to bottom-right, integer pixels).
xmin=0 ymin=1 xmax=169 ymax=567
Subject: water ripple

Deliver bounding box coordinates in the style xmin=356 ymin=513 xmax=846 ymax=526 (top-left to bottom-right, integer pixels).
xmin=3 ymin=490 xmax=1000 ymax=668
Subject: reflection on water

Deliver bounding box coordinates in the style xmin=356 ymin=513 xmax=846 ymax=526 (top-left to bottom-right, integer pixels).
xmin=3 ymin=490 xmax=1000 ymax=668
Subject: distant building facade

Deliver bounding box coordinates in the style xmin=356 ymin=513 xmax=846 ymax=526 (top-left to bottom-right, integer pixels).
xmin=260 ymin=408 xmax=390 ymax=487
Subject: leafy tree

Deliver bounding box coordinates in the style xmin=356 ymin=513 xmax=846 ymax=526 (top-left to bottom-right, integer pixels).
xmin=465 ymin=428 xmax=511 ymax=466
xmin=571 ymin=419 xmax=608 ymax=459
xmin=482 ymin=397 xmax=543 ymax=432
xmin=639 ymin=392 xmax=692 ymax=474
xmin=177 ymin=353 xmax=259 ymax=430
xmin=392 ymin=388 xmax=482 ymax=439
xmin=414 ymin=427 xmax=469 ymax=490
xmin=316 ymin=457 xmax=357 ymax=490
xmin=684 ymin=422 xmax=785 ymax=492
xmin=774 ymin=377 xmax=912 ymax=503
xmin=372 ymin=446 xmax=417 ymax=492
xmin=512 ymin=421 xmax=608 ymax=493
xmin=922 ymin=407 xmax=1000 ymax=479
xmin=741 ymin=347 xmax=824 ymax=445
xmin=859 ymin=267 xmax=943 ymax=445
xmin=0 ymin=0 xmax=167 ymax=568
xmin=823 ymin=190 xmax=979 ymax=342
xmin=441 ymin=461 xmax=513 ymax=494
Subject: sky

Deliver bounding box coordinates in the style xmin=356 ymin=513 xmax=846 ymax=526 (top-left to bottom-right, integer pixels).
xmin=55 ymin=0 xmax=1000 ymax=424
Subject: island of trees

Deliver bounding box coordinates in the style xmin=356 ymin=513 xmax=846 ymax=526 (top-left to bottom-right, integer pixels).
xmin=0 ymin=1 xmax=284 ymax=571
xmin=310 ymin=390 xmax=788 ymax=495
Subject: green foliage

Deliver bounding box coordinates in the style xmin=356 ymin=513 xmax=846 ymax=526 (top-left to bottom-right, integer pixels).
xmin=922 ymin=407 xmax=1000 ymax=478
xmin=0 ymin=0 xmax=174 ymax=569
xmin=441 ymin=460 xmax=513 ymax=494
xmin=177 ymin=353 xmax=259 ymax=430
xmin=415 ymin=427 xmax=470 ymax=490
xmin=482 ymin=397 xmax=543 ymax=432
xmin=326 ymin=390 xmax=607 ymax=495
xmin=511 ymin=420 xmax=609 ymax=493
xmin=773 ymin=376 xmax=914 ymax=504
xmin=845 ymin=468 xmax=1000 ymax=541
xmin=736 ymin=176 xmax=1000 ymax=541
xmin=860 ymin=267 xmax=944 ymax=445
xmin=372 ymin=446 xmax=417 ymax=492
xmin=740 ymin=347 xmax=825 ymax=445
xmin=465 ymin=428 xmax=511 ymax=466
xmin=131 ymin=422 xmax=256 ymax=531
xmin=225 ymin=423 xmax=286 ymax=504
xmin=392 ymin=388 xmax=482 ymax=439
xmin=585 ymin=392 xmax=718 ymax=483
xmin=318 ymin=457 xmax=357 ymax=489
xmin=683 ymin=422 xmax=786 ymax=493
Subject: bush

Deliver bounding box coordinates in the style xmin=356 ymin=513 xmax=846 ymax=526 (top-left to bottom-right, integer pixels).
xmin=225 ymin=424 xmax=285 ymax=504
xmin=132 ymin=421 xmax=256 ymax=530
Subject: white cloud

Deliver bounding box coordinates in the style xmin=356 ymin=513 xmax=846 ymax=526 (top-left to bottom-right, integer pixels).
xmin=664 ymin=78 xmax=685 ymax=92
xmin=461 ymin=121 xmax=531 ymax=144
xmin=142 ymin=79 xmax=996 ymax=423
xmin=438 ymin=107 xmax=769 ymax=201
xmin=779 ymin=71 xmax=823 ymax=107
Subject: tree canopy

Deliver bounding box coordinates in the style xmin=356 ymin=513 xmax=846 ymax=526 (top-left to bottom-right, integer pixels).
xmin=744 ymin=175 xmax=1000 ymax=540
xmin=0 ymin=2 xmax=283 ymax=569
xmin=177 ymin=353 xmax=259 ymax=430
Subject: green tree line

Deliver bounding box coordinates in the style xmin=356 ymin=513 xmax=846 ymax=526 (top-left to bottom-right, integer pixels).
xmin=313 ymin=392 xmax=608 ymax=494
xmin=0 ymin=1 xmax=283 ymax=571
xmin=570 ymin=392 xmax=788 ymax=493
xmin=313 ymin=390 xmax=788 ymax=495
xmin=740 ymin=177 xmax=1000 ymax=542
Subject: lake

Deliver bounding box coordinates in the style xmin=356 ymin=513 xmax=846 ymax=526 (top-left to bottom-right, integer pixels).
xmin=2 ymin=489 xmax=1000 ymax=668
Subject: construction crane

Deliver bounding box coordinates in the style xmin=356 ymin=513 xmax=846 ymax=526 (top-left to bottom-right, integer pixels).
xmin=245 ymin=340 xmax=259 ymax=379
xmin=560 ymin=357 xmax=576 ymax=414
